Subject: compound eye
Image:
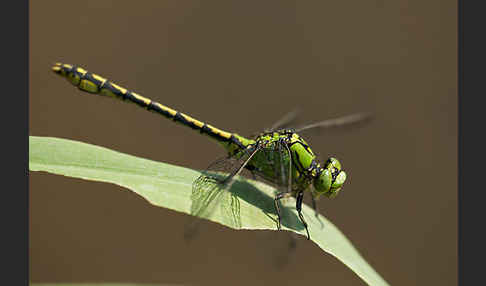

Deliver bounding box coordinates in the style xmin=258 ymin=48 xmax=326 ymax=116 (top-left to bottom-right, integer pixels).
xmin=313 ymin=169 xmax=332 ymax=194
xmin=327 ymin=170 xmax=347 ymax=198
xmin=325 ymin=157 xmax=342 ymax=171
xmin=332 ymin=170 xmax=346 ymax=190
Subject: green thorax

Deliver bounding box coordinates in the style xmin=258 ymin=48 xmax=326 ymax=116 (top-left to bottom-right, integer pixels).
xmin=228 ymin=130 xmax=321 ymax=191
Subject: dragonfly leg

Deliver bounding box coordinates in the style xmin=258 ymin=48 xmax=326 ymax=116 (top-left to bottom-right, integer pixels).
xmin=296 ymin=191 xmax=310 ymax=240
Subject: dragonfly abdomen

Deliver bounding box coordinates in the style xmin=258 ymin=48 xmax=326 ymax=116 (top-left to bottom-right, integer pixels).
xmin=52 ymin=63 xmax=251 ymax=151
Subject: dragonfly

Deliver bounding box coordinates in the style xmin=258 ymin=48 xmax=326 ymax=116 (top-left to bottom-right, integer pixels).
xmin=52 ymin=62 xmax=370 ymax=240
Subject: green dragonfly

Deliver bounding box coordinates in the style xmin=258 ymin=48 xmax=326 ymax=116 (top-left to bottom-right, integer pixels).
xmin=52 ymin=62 xmax=370 ymax=240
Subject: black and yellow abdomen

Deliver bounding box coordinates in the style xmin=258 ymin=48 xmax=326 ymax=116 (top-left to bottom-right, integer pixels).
xmin=52 ymin=63 xmax=253 ymax=154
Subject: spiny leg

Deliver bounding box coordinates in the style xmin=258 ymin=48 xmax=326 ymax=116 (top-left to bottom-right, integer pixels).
xmin=296 ymin=191 xmax=310 ymax=240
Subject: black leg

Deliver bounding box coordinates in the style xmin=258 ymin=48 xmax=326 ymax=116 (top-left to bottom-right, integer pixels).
xmin=296 ymin=191 xmax=310 ymax=240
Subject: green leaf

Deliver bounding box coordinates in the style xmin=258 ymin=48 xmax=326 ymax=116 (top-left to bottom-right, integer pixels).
xmin=29 ymin=136 xmax=389 ymax=286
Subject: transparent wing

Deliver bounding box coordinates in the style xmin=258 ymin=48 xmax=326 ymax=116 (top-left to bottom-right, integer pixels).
xmin=267 ymin=109 xmax=301 ymax=132
xmin=248 ymin=142 xmax=292 ymax=189
xmin=293 ymin=112 xmax=373 ymax=133
xmin=190 ymin=170 xmax=229 ymax=221
xmin=190 ymin=146 xmax=261 ymax=229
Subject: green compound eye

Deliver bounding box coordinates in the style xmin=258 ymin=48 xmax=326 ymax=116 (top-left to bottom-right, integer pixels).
xmin=325 ymin=157 xmax=342 ymax=171
xmin=327 ymin=170 xmax=346 ymax=198
xmin=314 ymin=157 xmax=347 ymax=198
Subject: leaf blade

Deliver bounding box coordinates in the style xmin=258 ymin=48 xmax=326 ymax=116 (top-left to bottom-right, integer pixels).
xmin=29 ymin=136 xmax=389 ymax=286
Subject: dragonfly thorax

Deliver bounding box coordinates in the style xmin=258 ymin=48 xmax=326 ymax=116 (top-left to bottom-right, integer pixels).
xmin=243 ymin=130 xmax=346 ymax=198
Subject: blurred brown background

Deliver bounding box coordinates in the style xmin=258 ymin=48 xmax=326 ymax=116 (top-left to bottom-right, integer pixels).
xmin=29 ymin=1 xmax=457 ymax=285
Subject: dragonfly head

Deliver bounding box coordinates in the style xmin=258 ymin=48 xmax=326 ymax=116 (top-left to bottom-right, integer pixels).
xmin=313 ymin=157 xmax=347 ymax=198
